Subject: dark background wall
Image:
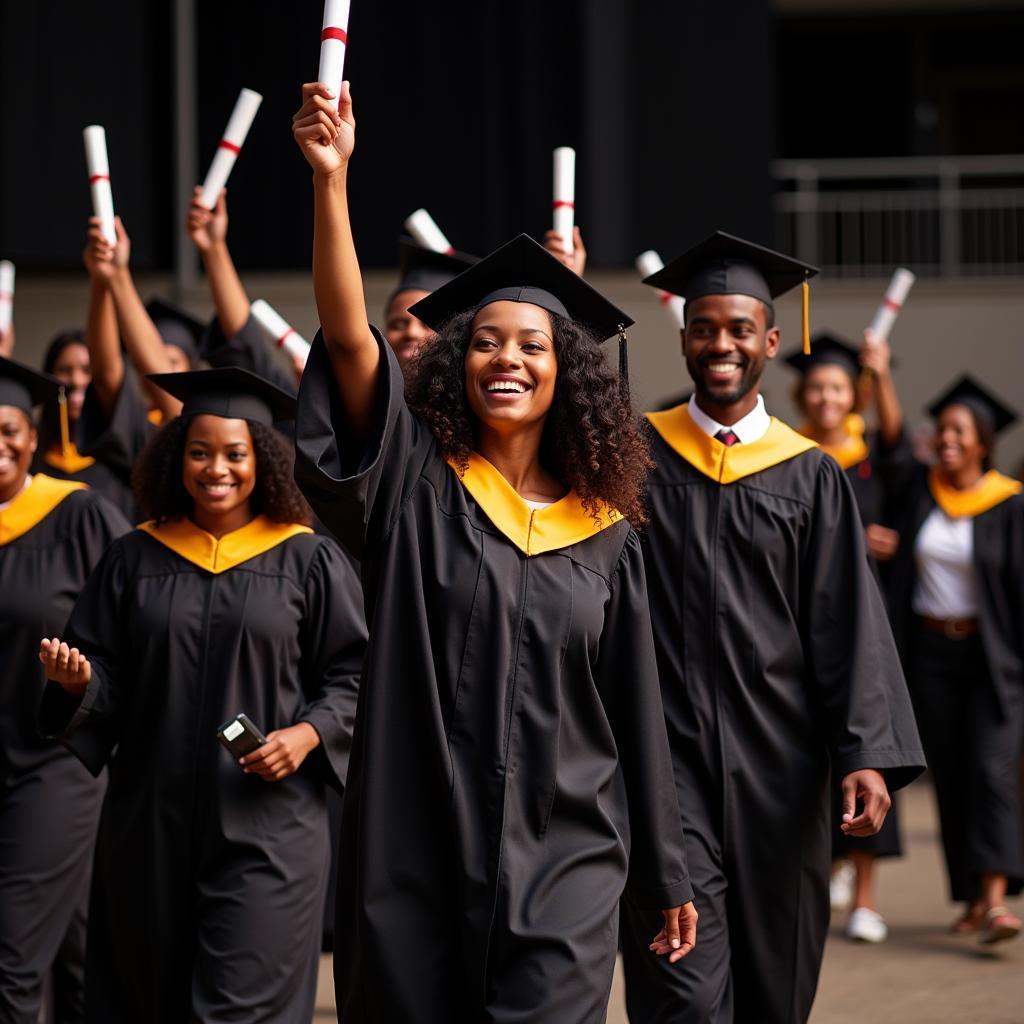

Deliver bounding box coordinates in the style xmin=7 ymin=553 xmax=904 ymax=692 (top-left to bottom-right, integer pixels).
xmin=0 ymin=0 xmax=776 ymax=271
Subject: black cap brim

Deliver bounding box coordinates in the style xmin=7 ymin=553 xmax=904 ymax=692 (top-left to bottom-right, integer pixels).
xmin=927 ymin=375 xmax=1018 ymax=434
xmin=147 ymin=367 xmax=296 ymax=427
xmin=146 ymin=298 xmax=204 ymax=366
xmin=0 ymin=355 xmax=62 ymax=413
xmin=784 ymin=332 xmax=861 ymax=378
xmin=643 ymin=230 xmax=819 ymax=306
xmin=390 ymin=237 xmax=479 ymax=299
xmin=408 ymin=234 xmax=633 ymax=342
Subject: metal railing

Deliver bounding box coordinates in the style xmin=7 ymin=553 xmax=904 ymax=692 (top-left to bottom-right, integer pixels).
xmin=772 ymin=155 xmax=1024 ymax=278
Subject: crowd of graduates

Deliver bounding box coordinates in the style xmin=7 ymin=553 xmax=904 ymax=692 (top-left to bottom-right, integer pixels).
xmin=0 ymin=77 xmax=1022 ymax=1024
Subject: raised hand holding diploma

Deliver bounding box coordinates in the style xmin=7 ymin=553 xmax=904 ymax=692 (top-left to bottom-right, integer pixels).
xmin=0 ymin=261 xmax=14 ymax=337
xmin=83 ymin=126 xmax=117 ymax=245
xmin=552 ymin=147 xmax=576 ymax=257
xmin=250 ymin=300 xmax=311 ymax=366
xmin=637 ymin=250 xmax=685 ymax=328
xmin=868 ymin=267 xmax=915 ymax=343
xmin=318 ymin=0 xmax=351 ymax=111
xmin=404 ymin=209 xmax=455 ymax=254
xmin=199 ymin=88 xmax=263 ymax=210
xmin=292 ymin=81 xmax=352 ymax=177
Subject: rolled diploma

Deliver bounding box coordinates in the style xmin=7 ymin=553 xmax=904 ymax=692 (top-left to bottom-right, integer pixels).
xmin=404 ymin=209 xmax=454 ymax=254
xmin=83 ymin=126 xmax=116 ymax=245
xmin=0 ymin=261 xmax=14 ymax=334
xmin=868 ymin=267 xmax=916 ymax=342
xmin=318 ymin=0 xmax=351 ymax=111
xmin=553 ymin=147 xmax=576 ymax=254
xmin=200 ymin=88 xmax=263 ymax=209
xmin=250 ymin=300 xmax=311 ymax=364
xmin=636 ymin=250 xmax=685 ymax=328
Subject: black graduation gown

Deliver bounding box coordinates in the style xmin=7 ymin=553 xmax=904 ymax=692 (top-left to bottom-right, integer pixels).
xmin=807 ymin=422 xmax=908 ymax=859
xmin=620 ymin=402 xmax=925 ymax=1024
xmin=30 ymin=444 xmax=135 ymax=522
xmin=0 ymin=476 xmax=128 ymax=1024
xmin=77 ymin=373 xmax=159 ymax=510
xmin=886 ymin=462 xmax=1024 ymax=902
xmin=199 ymin=314 xmax=298 ymax=396
xmin=294 ymin=332 xmax=691 ymax=1024
xmin=38 ymin=517 xmax=365 ymax=1024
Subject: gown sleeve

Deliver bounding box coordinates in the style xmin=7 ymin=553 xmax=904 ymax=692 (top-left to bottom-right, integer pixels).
xmin=801 ymin=456 xmax=926 ymax=792
xmin=37 ymin=538 xmax=131 ymax=776
xmin=296 ymin=538 xmax=367 ymax=791
xmin=77 ymin=372 xmax=156 ymax=481
xmin=198 ymin=313 xmax=298 ymax=395
xmin=294 ymin=326 xmax=436 ymax=559
xmin=597 ymin=529 xmax=694 ymax=910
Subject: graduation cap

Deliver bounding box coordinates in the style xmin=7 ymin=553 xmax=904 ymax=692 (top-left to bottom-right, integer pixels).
xmin=147 ymin=367 xmax=297 ymax=427
xmin=388 ymin=238 xmax=479 ymax=305
xmin=784 ymin=332 xmax=860 ymax=380
xmin=642 ymin=230 xmax=819 ymax=354
xmin=409 ymin=233 xmax=635 ymax=379
xmin=0 ymin=355 xmax=80 ymax=459
xmin=146 ymin=298 xmax=204 ymax=367
xmin=0 ymin=355 xmax=61 ymax=413
xmin=926 ymin=375 xmax=1018 ymax=435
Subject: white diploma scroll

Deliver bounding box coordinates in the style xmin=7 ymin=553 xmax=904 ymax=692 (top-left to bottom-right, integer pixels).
xmin=868 ymin=267 xmax=916 ymax=342
xmin=250 ymin=300 xmax=311 ymax=365
xmin=0 ymin=261 xmax=14 ymax=335
xmin=552 ymin=147 xmax=576 ymax=255
xmin=404 ymin=209 xmax=454 ymax=254
xmin=200 ymin=88 xmax=263 ymax=209
xmin=636 ymin=250 xmax=685 ymax=328
xmin=83 ymin=126 xmax=116 ymax=245
xmin=318 ymin=0 xmax=352 ymax=111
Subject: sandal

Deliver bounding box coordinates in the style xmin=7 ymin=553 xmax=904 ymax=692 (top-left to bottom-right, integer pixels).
xmin=978 ymin=906 xmax=1022 ymax=946
xmin=950 ymin=904 xmax=985 ymax=934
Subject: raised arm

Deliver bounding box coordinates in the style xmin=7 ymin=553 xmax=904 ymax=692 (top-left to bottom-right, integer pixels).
xmin=187 ymin=187 xmax=250 ymax=339
xmin=292 ymin=81 xmax=377 ymax=435
xmin=860 ymin=329 xmax=902 ymax=449
xmin=105 ymin=217 xmax=182 ymax=420
xmin=83 ymin=218 xmax=125 ymax=418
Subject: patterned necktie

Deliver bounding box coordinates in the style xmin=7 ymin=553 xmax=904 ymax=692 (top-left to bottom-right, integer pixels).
xmin=716 ymin=428 xmax=740 ymax=447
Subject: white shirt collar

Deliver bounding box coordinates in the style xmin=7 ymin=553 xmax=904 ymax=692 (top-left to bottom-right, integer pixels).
xmin=688 ymin=395 xmax=771 ymax=444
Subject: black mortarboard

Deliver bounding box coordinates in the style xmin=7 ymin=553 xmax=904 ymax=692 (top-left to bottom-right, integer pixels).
xmin=147 ymin=367 xmax=296 ymax=427
xmin=389 ymin=238 xmax=479 ymax=303
xmin=146 ymin=298 xmax=204 ymax=366
xmin=644 ymin=231 xmax=819 ymax=353
xmin=408 ymin=234 xmax=633 ymax=343
xmin=784 ymin=332 xmax=860 ymax=379
xmin=0 ymin=355 xmax=61 ymax=413
xmin=926 ymin=375 xmax=1018 ymax=435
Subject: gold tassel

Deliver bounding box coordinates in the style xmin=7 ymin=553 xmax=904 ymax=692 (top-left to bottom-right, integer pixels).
xmin=801 ymin=277 xmax=811 ymax=355
xmin=58 ymin=386 xmax=72 ymax=459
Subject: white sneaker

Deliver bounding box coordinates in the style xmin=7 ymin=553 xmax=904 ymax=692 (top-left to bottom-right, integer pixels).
xmin=846 ymin=907 xmax=889 ymax=943
xmin=830 ymin=861 xmax=855 ymax=911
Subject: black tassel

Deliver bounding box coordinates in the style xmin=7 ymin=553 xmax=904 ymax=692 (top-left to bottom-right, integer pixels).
xmin=617 ymin=325 xmax=631 ymax=401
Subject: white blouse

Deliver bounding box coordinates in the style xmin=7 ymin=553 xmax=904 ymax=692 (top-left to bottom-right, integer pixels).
xmin=912 ymin=507 xmax=978 ymax=619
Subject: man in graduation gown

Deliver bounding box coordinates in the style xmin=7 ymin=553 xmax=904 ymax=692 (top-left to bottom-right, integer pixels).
xmin=619 ymin=232 xmax=926 ymax=1024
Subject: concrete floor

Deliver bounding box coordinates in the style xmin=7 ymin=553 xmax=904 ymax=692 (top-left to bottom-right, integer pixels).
xmin=314 ymin=779 xmax=1023 ymax=1022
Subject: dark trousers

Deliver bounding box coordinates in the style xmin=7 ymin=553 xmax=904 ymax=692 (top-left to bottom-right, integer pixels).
xmin=910 ymin=623 xmax=1024 ymax=903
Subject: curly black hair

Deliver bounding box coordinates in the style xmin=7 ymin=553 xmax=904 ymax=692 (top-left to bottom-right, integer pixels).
xmin=132 ymin=415 xmax=313 ymax=526
xmin=406 ymin=308 xmax=653 ymax=526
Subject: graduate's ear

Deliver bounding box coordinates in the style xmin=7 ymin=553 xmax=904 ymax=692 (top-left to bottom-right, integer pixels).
xmin=764 ymin=325 xmax=782 ymax=360
xmin=28 ymin=424 xmax=38 ymax=455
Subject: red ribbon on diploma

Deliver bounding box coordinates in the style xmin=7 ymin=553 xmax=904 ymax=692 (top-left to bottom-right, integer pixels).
xmin=276 ymin=328 xmax=296 ymax=349
xmin=659 ymin=292 xmax=673 ymax=305
xmin=321 ymin=27 xmax=348 ymax=43
xmin=883 ymin=297 xmax=902 ymax=312
xmin=219 ymin=140 xmax=241 ymax=154
xmin=89 ymin=174 xmax=110 ymax=184
xmin=552 ymin=200 xmax=575 ymax=211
